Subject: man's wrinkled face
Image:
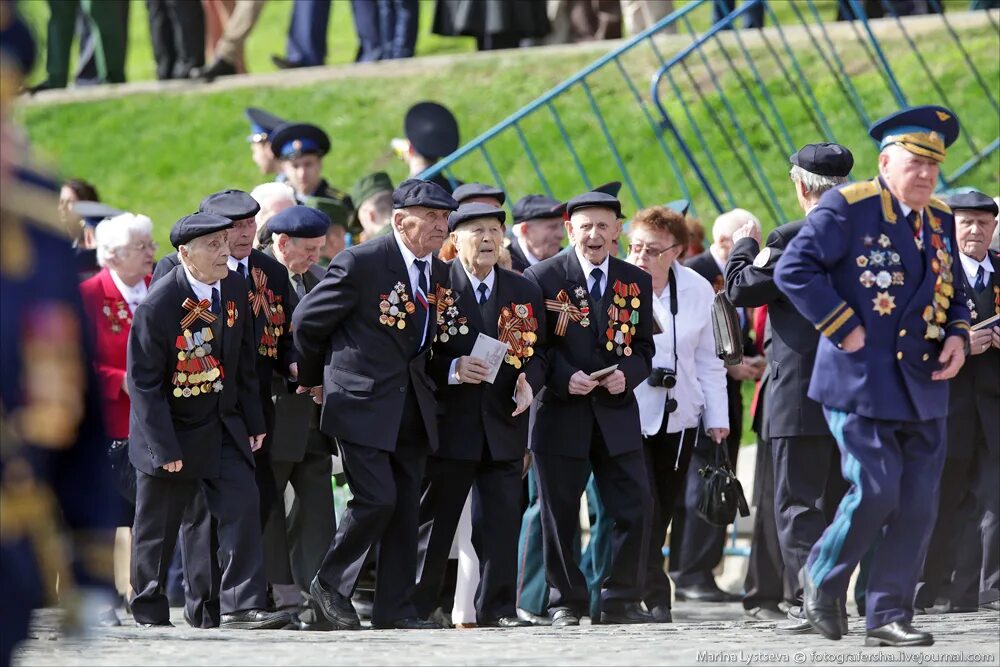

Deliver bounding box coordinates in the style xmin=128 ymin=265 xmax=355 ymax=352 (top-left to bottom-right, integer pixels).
xmin=566 ymin=207 xmax=621 ymax=265
xmin=323 ymin=225 xmax=346 ymax=260
xmin=955 ymin=210 xmax=998 ymax=263
xmin=182 ymin=230 xmax=230 ymax=283
xmin=520 ymin=216 xmax=565 ymax=261
xmin=451 ymin=216 xmax=505 ymax=277
xmin=279 ymin=234 xmax=325 ymax=274
xmin=880 ymin=147 xmax=940 ymax=210
xmin=228 ymin=217 xmax=256 ymax=260
xmin=393 ymin=206 xmax=449 ymax=257
xmin=283 ymin=154 xmax=323 ymax=196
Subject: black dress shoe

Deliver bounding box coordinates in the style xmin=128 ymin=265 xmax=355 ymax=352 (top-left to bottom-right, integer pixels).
xmin=981 ymin=600 xmax=1000 ymax=612
xmin=674 ymin=583 xmax=741 ymax=602
xmin=800 ymin=568 xmax=843 ymax=640
xmin=648 ymin=604 xmax=673 ymax=623
xmin=220 ymin=609 xmax=291 ymax=630
xmin=192 ymin=57 xmax=236 ymax=82
xmin=288 ymin=606 xmax=335 ymax=631
xmin=744 ymin=603 xmax=787 ymax=621
xmin=310 ymin=577 xmax=361 ymax=630
xmin=516 ymin=608 xmax=551 ymax=626
xmin=271 ymin=54 xmax=306 ymax=70
xmin=777 ymin=605 xmax=848 ymax=635
xmin=865 ymin=621 xmax=933 ymax=647
xmin=481 ymin=616 xmax=531 ymax=628
xmin=372 ymin=617 xmax=440 ymax=630
xmin=137 ymin=620 xmax=174 ymax=628
xmin=600 ymin=602 xmax=653 ymax=625
xmin=550 ymin=607 xmax=580 ymax=627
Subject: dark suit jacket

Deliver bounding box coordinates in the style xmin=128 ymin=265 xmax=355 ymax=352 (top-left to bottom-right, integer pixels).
xmin=427 ymin=261 xmax=547 ymax=462
xmin=292 ymin=233 xmax=447 ymax=452
xmin=507 ymin=240 xmax=531 ymax=274
xmin=524 ymin=251 xmax=653 ymax=459
xmin=947 ymin=250 xmax=1000 ymax=459
xmin=724 ymin=221 xmax=830 ymax=439
xmin=127 ymin=265 xmax=264 ymax=479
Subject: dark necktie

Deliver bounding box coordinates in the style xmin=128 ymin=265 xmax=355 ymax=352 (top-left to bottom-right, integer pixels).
xmin=413 ymin=259 xmax=429 ymax=345
xmin=590 ymin=268 xmax=603 ymax=303
xmin=907 ymin=209 xmax=922 ymax=242
xmin=477 ymin=283 xmax=489 ymax=305
xmin=974 ymin=265 xmax=986 ymax=292
xmin=237 ymin=262 xmax=248 ymax=281
xmin=211 ymin=287 xmax=221 ymax=315
xmin=293 ymin=274 xmax=306 ymax=299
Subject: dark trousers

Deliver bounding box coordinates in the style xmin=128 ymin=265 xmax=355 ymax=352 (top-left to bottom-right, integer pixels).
xmin=130 ymin=440 xmax=267 ymax=626
xmin=178 ymin=489 xmax=220 ymax=627
xmin=145 ymin=0 xmax=205 ymax=80
xmin=75 ymin=0 xmax=129 ymax=85
xmin=807 ymin=409 xmax=946 ymax=630
xmin=46 ymin=0 xmax=126 ymax=87
xmin=533 ymin=426 xmax=651 ymax=615
xmin=772 ymin=434 xmax=846 ymax=605
xmin=351 ymin=0 xmax=419 ymax=61
xmin=712 ymin=0 xmax=765 ymax=28
xmin=413 ymin=454 xmax=522 ymax=622
xmin=742 ymin=437 xmax=787 ymax=609
xmin=285 ymin=0 xmax=332 ymax=66
xmin=515 ymin=467 xmax=547 ymax=614
xmin=642 ymin=427 xmax=695 ymax=608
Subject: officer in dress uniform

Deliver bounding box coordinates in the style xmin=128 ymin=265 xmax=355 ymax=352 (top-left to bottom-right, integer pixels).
xmin=523 ymin=190 xmax=655 ymax=627
xmin=508 ymin=195 xmax=567 ymax=274
xmin=724 ymin=142 xmax=854 ymax=632
xmin=245 ymin=107 xmax=287 ymax=178
xmin=775 ymin=105 xmax=971 ymax=647
xmin=403 ymin=101 xmax=463 ymax=193
xmin=915 ymin=191 xmax=1000 ymax=614
xmin=127 ymin=212 xmax=290 ymax=630
xmin=293 ymin=179 xmax=456 ymax=630
xmin=411 ymin=203 xmax=545 ymax=627
xmin=268 ymin=122 xmax=355 ymax=218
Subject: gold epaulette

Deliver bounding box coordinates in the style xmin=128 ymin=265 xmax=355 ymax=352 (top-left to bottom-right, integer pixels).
xmin=928 ymin=197 xmax=951 ymax=214
xmin=837 ymin=179 xmax=879 ymax=205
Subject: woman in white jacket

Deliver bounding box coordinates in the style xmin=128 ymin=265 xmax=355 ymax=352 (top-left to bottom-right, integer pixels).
xmin=626 ymin=206 xmax=729 ymax=623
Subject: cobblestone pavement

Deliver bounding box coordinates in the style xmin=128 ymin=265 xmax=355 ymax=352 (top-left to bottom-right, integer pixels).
xmin=14 ymin=605 xmax=999 ymax=666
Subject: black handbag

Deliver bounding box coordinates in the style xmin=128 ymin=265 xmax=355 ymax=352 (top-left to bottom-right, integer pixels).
xmin=711 ymin=292 xmax=743 ymax=366
xmin=107 ymin=439 xmax=137 ymax=506
xmin=696 ymin=442 xmax=750 ymax=527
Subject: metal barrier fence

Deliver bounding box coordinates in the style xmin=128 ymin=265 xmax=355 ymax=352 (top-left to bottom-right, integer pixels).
xmin=419 ymin=0 xmax=999 ymax=228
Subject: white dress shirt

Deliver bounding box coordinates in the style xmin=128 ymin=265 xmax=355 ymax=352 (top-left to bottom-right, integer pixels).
xmin=393 ymin=229 xmax=432 ymax=346
xmin=109 ymin=269 xmax=148 ymax=314
xmin=448 ymin=267 xmax=497 ymax=384
xmin=574 ymin=248 xmax=610 ymax=298
xmin=227 ymin=255 xmax=250 ymax=278
xmin=960 ymin=251 xmax=994 ymax=289
xmin=182 ymin=264 xmax=221 ymax=304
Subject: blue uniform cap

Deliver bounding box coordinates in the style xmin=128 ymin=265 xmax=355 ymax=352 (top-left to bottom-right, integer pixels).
xmin=245 ymin=107 xmax=286 ymax=143
xmin=512 ymin=194 xmax=565 ymax=223
xmin=868 ymin=105 xmax=959 ymax=163
xmin=945 ymin=190 xmax=998 ymax=217
xmin=169 ymin=212 xmax=234 ymax=248
xmin=266 ymin=205 xmax=331 ymax=238
xmin=790 ymin=143 xmax=854 ymax=177
xmin=71 ymin=201 xmax=123 ymax=227
xmin=665 ymin=199 xmax=690 ymax=216
xmin=566 ymin=190 xmax=622 ymax=219
xmin=199 ymin=189 xmax=261 ymax=221
xmin=269 ymin=122 xmax=331 ymax=159
xmin=392 ymin=178 xmax=459 ymax=211
xmin=452 ymin=182 xmax=506 ymax=205
xmin=448 ymin=202 xmax=506 ymax=232
xmin=404 ymin=101 xmax=460 ymax=159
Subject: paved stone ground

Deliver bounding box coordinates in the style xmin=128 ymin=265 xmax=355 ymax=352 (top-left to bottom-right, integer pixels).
xmin=14 ymin=604 xmax=999 ymax=666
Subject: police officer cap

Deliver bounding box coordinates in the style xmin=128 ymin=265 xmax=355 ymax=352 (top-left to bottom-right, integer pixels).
xmin=199 ymin=189 xmax=261 ymax=220
xmin=72 ymin=201 xmax=124 ymax=227
xmin=269 ymin=122 xmax=331 ymax=160
xmin=245 ymin=107 xmax=286 ymax=143
xmin=169 ymin=212 xmax=234 ymax=248
xmin=452 ymin=182 xmax=506 ymax=205
xmin=592 ymin=181 xmax=622 ymax=197
xmin=665 ymin=199 xmax=690 ymax=216
xmin=566 ymin=191 xmax=622 ymax=219
xmin=0 ymin=10 xmax=36 ymax=76
xmin=945 ymin=190 xmax=999 ymax=217
xmin=404 ymin=102 xmax=460 ymax=159
xmin=512 ymin=194 xmax=565 ymax=223
xmin=392 ymin=178 xmax=460 ymax=211
xmin=302 ymin=196 xmax=350 ymax=231
xmin=789 ymin=143 xmax=854 ymax=177
xmin=267 ymin=205 xmax=331 ymax=238
xmin=351 ymin=172 xmax=394 ymax=207
xmin=448 ymin=202 xmax=506 ymax=232
xmin=868 ymin=105 xmax=960 ymax=164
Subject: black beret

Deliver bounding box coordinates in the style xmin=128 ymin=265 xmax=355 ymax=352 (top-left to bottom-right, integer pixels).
xmin=72 ymin=201 xmax=124 ymax=227
xmin=452 ymin=182 xmax=505 ymax=205
xmin=448 ymin=202 xmax=506 ymax=232
xmin=592 ymin=181 xmax=622 ymax=197
xmin=946 ymin=190 xmax=998 ymax=217
xmin=512 ymin=194 xmax=565 ymax=223
xmin=789 ymin=143 xmax=854 ymax=177
xmin=269 ymin=122 xmax=331 ymax=159
xmin=199 ymin=189 xmax=261 ymax=220
xmin=267 ymin=205 xmax=331 ymax=238
xmin=392 ymin=178 xmax=459 ymax=211
xmin=169 ymin=212 xmax=234 ymax=248
xmin=245 ymin=107 xmax=286 ymax=142
xmin=404 ymin=102 xmax=459 ymax=159
xmin=566 ymin=191 xmax=622 ymax=219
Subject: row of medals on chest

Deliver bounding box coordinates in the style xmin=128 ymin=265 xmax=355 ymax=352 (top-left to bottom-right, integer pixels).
xmin=173 ymin=326 xmax=223 ymax=397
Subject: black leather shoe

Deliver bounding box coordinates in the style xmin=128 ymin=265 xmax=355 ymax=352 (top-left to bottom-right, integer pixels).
xmin=865 ymin=621 xmax=934 ymax=647
xmin=481 ymin=616 xmax=531 ymax=628
xmin=372 ymin=617 xmax=440 ymax=630
xmin=220 ymin=609 xmax=291 ymax=630
xmin=800 ymin=568 xmax=843 ymax=640
xmin=981 ymin=600 xmax=1000 ymax=612
xmin=192 ymin=57 xmax=236 ymax=82
xmin=271 ymin=54 xmax=306 ymax=70
xmin=310 ymin=577 xmax=361 ymax=630
xmin=600 ymin=602 xmax=653 ymax=625
xmin=777 ymin=605 xmax=848 ymax=635
xmin=516 ymin=607 xmax=551 ymax=626
xmin=674 ymin=583 xmax=741 ymax=602
xmin=744 ymin=603 xmax=787 ymax=621
xmin=137 ymin=620 xmax=173 ymax=628
xmin=288 ymin=605 xmax=335 ymax=631
xmin=550 ymin=607 xmax=580 ymax=627
xmin=648 ymin=604 xmax=673 ymax=623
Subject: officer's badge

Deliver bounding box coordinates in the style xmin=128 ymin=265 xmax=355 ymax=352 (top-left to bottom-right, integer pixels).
xmin=869 ymin=251 xmax=885 ymax=266
xmin=226 ymin=301 xmax=237 ymax=328
xmin=892 ymin=272 xmax=905 ymax=286
xmin=856 ymin=255 xmax=869 ymax=268
xmin=872 ymin=291 xmax=896 ymax=316
xmin=859 ymin=270 xmax=876 ymax=288
xmin=862 ymin=235 xmax=875 ymax=247
xmin=875 ymin=271 xmax=892 ymax=289
xmin=967 ymin=297 xmax=978 ymax=322
xmin=936 ymin=111 xmax=951 ymax=121
xmin=753 ymin=248 xmax=771 ymax=268
xmin=545 ymin=288 xmax=589 ymax=336
xmin=605 ymin=280 xmax=641 ymax=357
xmin=928 ymin=214 xmax=943 ymax=233
xmin=378 ymin=281 xmax=416 ymax=331
xmin=102 ymin=297 xmax=131 ymax=334
xmin=878 ymin=234 xmax=891 ymax=248
xmin=498 ymin=302 xmax=539 ymax=369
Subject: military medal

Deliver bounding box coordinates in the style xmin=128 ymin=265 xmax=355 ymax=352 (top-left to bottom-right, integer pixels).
xmin=604 ymin=281 xmax=640 ymax=357
xmin=172 ymin=319 xmax=225 ymax=398
xmin=498 ymin=302 xmax=539 ymax=368
xmin=102 ymin=297 xmax=132 ymax=334
xmin=225 ymin=301 xmax=237 ymax=327
xmin=872 ymin=291 xmax=896 ymax=316
xmin=379 ymin=281 xmax=417 ymax=332
xmin=545 ymin=288 xmax=588 ymax=336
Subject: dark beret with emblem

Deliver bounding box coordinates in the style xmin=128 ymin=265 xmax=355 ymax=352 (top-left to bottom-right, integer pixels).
xmin=267 ymin=205 xmax=331 ymax=238
xmin=512 ymin=194 xmax=565 ymax=223
xmin=665 ymin=199 xmax=690 ymax=216
xmin=448 ymin=202 xmax=506 ymax=232
xmin=566 ymin=190 xmax=622 ymax=219
xmin=169 ymin=212 xmax=234 ymax=248
xmin=269 ymin=122 xmax=331 ymax=160
xmin=404 ymin=101 xmax=459 ymax=159
xmin=301 ymin=195 xmax=349 ymax=231
xmin=199 ymin=189 xmax=261 ymax=220
xmin=868 ymin=105 xmax=960 ymax=163
xmin=592 ymin=181 xmax=623 ymax=197
xmin=72 ymin=201 xmax=124 ymax=227
xmin=351 ymin=171 xmax=394 ymax=207
xmin=392 ymin=178 xmax=459 ymax=211
xmin=946 ymin=190 xmax=998 ymax=217
xmin=245 ymin=107 xmax=286 ymax=143
xmin=789 ymin=142 xmax=854 ymax=177
xmin=452 ymin=182 xmax=505 ymax=205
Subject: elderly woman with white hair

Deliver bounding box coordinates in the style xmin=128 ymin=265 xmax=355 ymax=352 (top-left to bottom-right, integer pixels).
xmin=250 ymin=181 xmax=297 ymax=249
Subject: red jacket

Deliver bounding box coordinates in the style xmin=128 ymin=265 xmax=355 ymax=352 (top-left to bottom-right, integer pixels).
xmin=79 ymin=268 xmax=150 ymax=439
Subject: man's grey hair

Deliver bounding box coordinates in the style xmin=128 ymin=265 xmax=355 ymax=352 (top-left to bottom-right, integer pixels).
xmin=789 ymin=164 xmax=848 ymax=196
xmin=713 ymin=208 xmax=760 ymax=240
xmin=251 ymin=181 xmax=297 ymax=222
xmin=95 ymin=213 xmax=153 ymax=267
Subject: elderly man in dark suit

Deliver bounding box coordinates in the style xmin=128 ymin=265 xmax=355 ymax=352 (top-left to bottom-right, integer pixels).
xmin=411 ymin=203 xmax=546 ymax=628
xmin=127 ymin=212 xmax=289 ymax=630
xmin=523 ymin=190 xmax=654 ymax=627
xmin=293 ymin=179 xmax=456 ymax=630
xmin=725 ymin=142 xmax=855 ymax=631
xmin=508 ymin=195 xmax=567 ymax=274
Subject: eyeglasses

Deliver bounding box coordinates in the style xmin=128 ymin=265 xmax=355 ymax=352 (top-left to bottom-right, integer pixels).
xmin=127 ymin=241 xmax=158 ymax=252
xmin=627 ymin=241 xmax=682 ymax=259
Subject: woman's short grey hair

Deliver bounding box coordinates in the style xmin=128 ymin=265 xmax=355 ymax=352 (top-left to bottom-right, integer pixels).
xmin=789 ymin=164 xmax=848 ymax=195
xmin=95 ymin=213 xmax=153 ymax=267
